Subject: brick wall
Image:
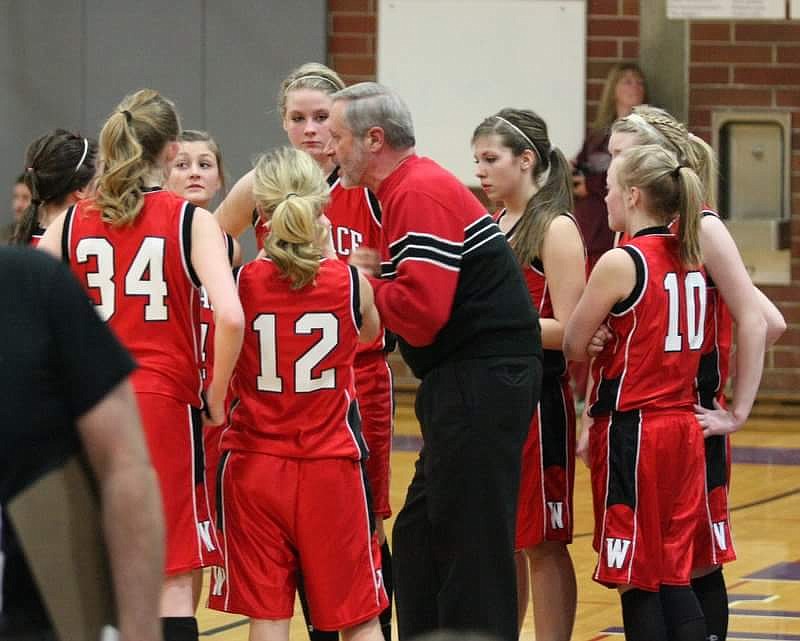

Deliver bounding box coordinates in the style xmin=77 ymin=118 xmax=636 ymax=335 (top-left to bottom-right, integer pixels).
xmin=585 ymin=0 xmax=641 ymax=124
xmin=688 ymin=20 xmax=800 ymax=397
xmin=328 ymin=0 xmax=377 ymax=85
xmin=327 ymin=2 xmax=800 ymax=398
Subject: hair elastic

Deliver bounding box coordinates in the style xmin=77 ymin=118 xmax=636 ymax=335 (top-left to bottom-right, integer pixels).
xmin=285 ymin=75 xmax=340 ymax=93
xmin=121 ymin=109 xmax=133 ymax=124
xmin=285 ymin=192 xmax=298 ymax=200
xmin=671 ymin=164 xmax=684 ymax=179
xmin=494 ymin=116 xmax=543 ymax=164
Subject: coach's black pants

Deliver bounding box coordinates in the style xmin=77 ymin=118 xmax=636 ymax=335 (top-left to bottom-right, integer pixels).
xmin=392 ymin=355 xmax=541 ymax=641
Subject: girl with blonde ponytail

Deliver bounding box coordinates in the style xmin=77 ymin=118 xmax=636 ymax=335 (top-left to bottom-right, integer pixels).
xmin=216 ymin=64 xmax=396 ymax=641
xmin=38 ymin=88 xmax=245 ymax=641
xmin=208 ymin=147 xmax=386 ymax=641
xmin=605 ymin=106 xmax=784 ymax=641
xmin=564 ymin=145 xmax=709 ymax=641
xmin=253 ymin=145 xmax=332 ymax=288
xmin=472 ymin=108 xmax=585 ymax=641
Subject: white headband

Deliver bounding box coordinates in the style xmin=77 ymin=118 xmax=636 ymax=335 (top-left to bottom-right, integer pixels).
xmin=285 ymin=75 xmax=340 ymax=93
xmin=494 ymin=115 xmax=552 ymax=165
xmin=74 ymin=138 xmax=89 ymax=172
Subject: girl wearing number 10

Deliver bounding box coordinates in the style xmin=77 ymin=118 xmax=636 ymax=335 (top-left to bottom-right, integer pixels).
xmin=564 ymin=144 xmax=709 ymax=641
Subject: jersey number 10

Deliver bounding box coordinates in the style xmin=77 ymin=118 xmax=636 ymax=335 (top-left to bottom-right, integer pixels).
xmin=663 ymin=271 xmax=706 ymax=352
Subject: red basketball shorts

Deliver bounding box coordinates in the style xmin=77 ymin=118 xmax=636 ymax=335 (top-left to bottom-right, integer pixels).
xmin=209 ymin=451 xmax=388 ymax=630
xmin=515 ymin=375 xmax=575 ymax=550
xmin=136 ymin=392 xmax=222 ymax=575
xmin=589 ymin=409 xmax=706 ymax=591
xmin=354 ymin=350 xmax=394 ymax=519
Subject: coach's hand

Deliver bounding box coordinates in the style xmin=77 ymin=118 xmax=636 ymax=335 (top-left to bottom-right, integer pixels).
xmin=349 ymin=246 xmax=381 ymax=277
xmin=694 ymin=399 xmax=744 ymax=437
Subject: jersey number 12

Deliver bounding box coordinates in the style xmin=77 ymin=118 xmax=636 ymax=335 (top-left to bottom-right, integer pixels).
xmin=253 ymin=312 xmax=339 ymax=393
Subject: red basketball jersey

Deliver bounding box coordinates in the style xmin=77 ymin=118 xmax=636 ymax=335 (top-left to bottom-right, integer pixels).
xmin=253 ymin=167 xmax=386 ymax=352
xmin=326 ymin=170 xmax=382 ymax=257
xmin=589 ymin=228 xmax=706 ymax=415
xmin=223 ymin=257 xmax=364 ymax=460
xmin=63 ymin=189 xmax=202 ymax=406
xmin=495 ymin=210 xmax=585 ymax=377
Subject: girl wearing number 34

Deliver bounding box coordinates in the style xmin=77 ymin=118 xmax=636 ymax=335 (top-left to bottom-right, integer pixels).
xmin=39 ymin=89 xmax=245 ymax=641
xmin=563 ymin=144 xmax=709 ymax=641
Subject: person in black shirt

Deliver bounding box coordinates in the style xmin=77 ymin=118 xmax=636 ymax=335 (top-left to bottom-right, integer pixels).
xmin=328 ymin=83 xmax=543 ymax=641
xmin=0 ymin=247 xmax=163 ymax=641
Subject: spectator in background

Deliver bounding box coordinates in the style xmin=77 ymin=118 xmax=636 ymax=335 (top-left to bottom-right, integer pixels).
xmin=572 ymin=62 xmax=646 ymax=269
xmin=11 ymin=175 xmax=31 ymax=222
xmin=2 ymin=175 xmax=31 ymax=243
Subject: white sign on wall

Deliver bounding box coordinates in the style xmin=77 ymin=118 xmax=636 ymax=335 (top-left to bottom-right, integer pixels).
xmin=668 ymin=0 xmax=785 ymax=19
xmin=378 ymin=0 xmax=586 ymax=186
xmin=791 ymin=0 xmax=800 ymax=19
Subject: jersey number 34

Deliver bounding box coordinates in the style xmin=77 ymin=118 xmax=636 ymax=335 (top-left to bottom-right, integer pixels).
xmin=76 ymin=237 xmax=168 ymax=322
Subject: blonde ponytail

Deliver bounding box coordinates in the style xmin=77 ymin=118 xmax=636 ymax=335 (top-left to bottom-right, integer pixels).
xmin=616 ymin=144 xmax=704 ymax=267
xmin=95 ymin=89 xmax=180 ymax=226
xmin=253 ymin=147 xmax=330 ymax=289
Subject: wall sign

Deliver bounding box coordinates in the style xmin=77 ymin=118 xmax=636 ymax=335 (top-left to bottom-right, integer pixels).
xmin=668 ymin=0 xmax=785 ymax=19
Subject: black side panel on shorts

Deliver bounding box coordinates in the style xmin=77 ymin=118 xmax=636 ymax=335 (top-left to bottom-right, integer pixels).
xmin=60 ymin=205 xmax=75 ymax=264
xmin=359 ymin=460 xmax=377 ymax=534
xmin=191 ymin=406 xmax=205 ymax=486
xmin=606 ymin=409 xmax=641 ymax=509
xmin=704 ymin=435 xmax=727 ymax=491
xmin=540 ymin=378 xmax=568 ymax=469
xmin=216 ymin=450 xmax=231 ymax=531
xmin=591 ymin=374 xmax=621 ymax=417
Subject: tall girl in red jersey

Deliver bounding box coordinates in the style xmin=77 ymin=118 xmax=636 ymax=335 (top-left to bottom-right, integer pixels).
xmin=605 ymin=106 xmax=785 ymax=641
xmin=472 ymin=109 xmax=585 ymax=641
xmin=565 ymin=144 xmax=708 ymax=641
xmin=39 ymin=89 xmax=245 ymax=641
xmin=12 ymin=130 xmax=97 ymax=247
xmin=215 ymin=63 xmax=394 ymax=641
xmin=208 ymin=147 xmax=387 ymax=641
xmin=167 ymin=129 xmax=241 ymax=610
